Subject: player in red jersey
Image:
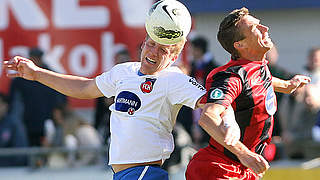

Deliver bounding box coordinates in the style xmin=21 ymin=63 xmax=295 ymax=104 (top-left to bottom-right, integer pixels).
xmin=186 ymin=7 xmax=311 ymax=180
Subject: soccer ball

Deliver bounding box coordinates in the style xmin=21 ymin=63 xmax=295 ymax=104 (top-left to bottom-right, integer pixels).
xmin=145 ymin=0 xmax=192 ymax=45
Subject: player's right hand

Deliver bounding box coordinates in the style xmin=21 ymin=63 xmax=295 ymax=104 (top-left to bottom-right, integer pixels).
xmin=237 ymin=149 xmax=270 ymax=176
xmin=3 ymin=56 xmax=41 ymax=81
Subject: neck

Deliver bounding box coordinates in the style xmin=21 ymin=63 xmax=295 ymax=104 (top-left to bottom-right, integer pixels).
xmin=239 ymin=46 xmax=270 ymax=61
xmin=239 ymin=51 xmax=266 ymax=62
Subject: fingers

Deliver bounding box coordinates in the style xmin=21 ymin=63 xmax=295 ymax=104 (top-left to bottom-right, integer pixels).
xmin=297 ymin=75 xmax=311 ymax=81
xmin=4 ymin=57 xmax=18 ymax=65
xmin=4 ymin=56 xmax=29 ymax=65
xmin=3 ymin=60 xmax=17 ymax=77
xmin=252 ymin=156 xmax=269 ymax=175
xmin=299 ymin=77 xmax=311 ymax=84
xmin=239 ymin=152 xmax=270 ymax=175
xmin=3 ymin=56 xmax=32 ymax=78
xmin=293 ymin=75 xmax=311 ymax=84
xmin=302 ymin=76 xmax=311 ymax=83
xmin=289 ymin=75 xmax=311 ymax=92
xmin=3 ymin=56 xmax=20 ymax=69
xmin=3 ymin=60 xmax=15 ymax=67
xmin=7 ymin=73 xmax=20 ymax=78
xmin=3 ymin=59 xmax=18 ymax=76
xmin=258 ymin=172 xmax=266 ymax=178
xmin=3 ymin=64 xmax=18 ymax=71
xmin=257 ymin=156 xmax=270 ymax=172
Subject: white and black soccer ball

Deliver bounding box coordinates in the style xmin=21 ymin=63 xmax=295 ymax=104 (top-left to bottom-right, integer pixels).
xmin=145 ymin=0 xmax=192 ymax=45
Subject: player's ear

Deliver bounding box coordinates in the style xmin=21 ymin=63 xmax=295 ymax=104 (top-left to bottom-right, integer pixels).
xmin=172 ymin=55 xmax=178 ymax=62
xmin=234 ymin=41 xmax=242 ymax=50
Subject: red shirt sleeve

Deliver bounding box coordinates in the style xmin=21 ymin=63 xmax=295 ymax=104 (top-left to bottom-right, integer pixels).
xmin=201 ymin=72 xmax=242 ymax=108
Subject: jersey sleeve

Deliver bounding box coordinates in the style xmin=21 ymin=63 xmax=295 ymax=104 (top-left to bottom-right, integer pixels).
xmin=204 ymin=72 xmax=242 ymax=108
xmin=167 ymin=73 xmax=206 ymax=109
xmin=95 ymin=67 xmax=118 ymax=98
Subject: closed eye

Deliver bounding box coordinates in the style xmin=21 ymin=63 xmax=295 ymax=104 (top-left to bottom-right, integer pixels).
xmin=147 ymin=41 xmax=156 ymax=47
xmin=161 ymin=48 xmax=169 ymax=54
xmin=251 ymin=24 xmax=257 ymax=32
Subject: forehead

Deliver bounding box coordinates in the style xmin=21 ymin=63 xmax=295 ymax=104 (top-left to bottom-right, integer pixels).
xmin=239 ymin=15 xmax=260 ymax=27
xmin=146 ymin=37 xmax=178 ymax=49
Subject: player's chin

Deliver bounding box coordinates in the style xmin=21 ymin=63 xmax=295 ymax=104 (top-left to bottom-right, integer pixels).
xmin=261 ymin=43 xmax=273 ymax=52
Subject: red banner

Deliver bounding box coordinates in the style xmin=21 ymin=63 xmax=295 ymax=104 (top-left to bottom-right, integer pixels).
xmin=0 ymin=0 xmax=153 ymax=107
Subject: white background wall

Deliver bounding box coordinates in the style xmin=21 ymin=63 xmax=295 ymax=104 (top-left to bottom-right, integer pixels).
xmin=192 ymin=8 xmax=320 ymax=74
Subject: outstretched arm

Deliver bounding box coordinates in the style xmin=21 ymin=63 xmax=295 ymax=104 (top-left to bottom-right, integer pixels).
xmin=198 ymin=103 xmax=269 ymax=176
xmin=196 ymin=95 xmax=241 ymax=146
xmin=3 ymin=56 xmax=103 ymax=99
xmin=272 ymin=75 xmax=311 ymax=94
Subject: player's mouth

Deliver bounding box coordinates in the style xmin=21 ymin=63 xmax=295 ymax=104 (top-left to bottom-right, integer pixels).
xmin=146 ymin=57 xmax=156 ymax=64
xmin=260 ymin=33 xmax=272 ymax=47
xmin=262 ymin=33 xmax=271 ymax=42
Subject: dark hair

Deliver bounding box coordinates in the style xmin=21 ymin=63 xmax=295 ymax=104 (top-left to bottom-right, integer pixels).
xmin=0 ymin=92 xmax=8 ymax=104
xmin=191 ymin=36 xmax=208 ymax=53
xmin=217 ymin=7 xmax=249 ymax=60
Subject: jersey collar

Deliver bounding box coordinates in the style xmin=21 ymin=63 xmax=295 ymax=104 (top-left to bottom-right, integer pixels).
xmin=231 ymin=58 xmax=268 ymax=66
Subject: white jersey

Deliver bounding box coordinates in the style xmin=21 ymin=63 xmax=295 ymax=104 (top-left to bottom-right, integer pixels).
xmin=95 ymin=62 xmax=205 ymax=165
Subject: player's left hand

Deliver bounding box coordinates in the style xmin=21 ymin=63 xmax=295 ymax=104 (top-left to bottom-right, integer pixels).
xmin=288 ymin=75 xmax=311 ymax=93
xmin=237 ymin=150 xmax=270 ymax=175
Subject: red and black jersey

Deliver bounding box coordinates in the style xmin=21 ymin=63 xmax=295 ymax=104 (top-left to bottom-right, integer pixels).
xmin=201 ymin=58 xmax=277 ymax=162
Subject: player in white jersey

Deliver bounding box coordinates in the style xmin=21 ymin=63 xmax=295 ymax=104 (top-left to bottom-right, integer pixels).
xmin=96 ymin=61 xmax=206 ymax=165
xmin=3 ymin=1 xmax=240 ymax=179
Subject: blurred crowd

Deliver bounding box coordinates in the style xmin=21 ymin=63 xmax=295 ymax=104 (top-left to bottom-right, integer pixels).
xmin=1 ymin=36 xmax=320 ymax=170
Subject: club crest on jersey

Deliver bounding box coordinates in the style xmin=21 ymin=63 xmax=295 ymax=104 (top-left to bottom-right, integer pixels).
xmin=265 ymin=86 xmax=277 ymax=115
xmin=209 ymin=88 xmax=224 ymax=99
xmin=115 ymin=91 xmax=141 ymax=115
xmin=127 ymin=107 xmax=135 ymax=115
xmin=140 ymin=78 xmax=157 ymax=93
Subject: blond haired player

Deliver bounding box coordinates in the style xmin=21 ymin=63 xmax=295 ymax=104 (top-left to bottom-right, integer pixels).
xmin=3 ymin=1 xmax=240 ymax=179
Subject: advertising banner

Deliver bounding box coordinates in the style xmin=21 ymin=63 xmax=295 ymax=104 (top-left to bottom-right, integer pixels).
xmin=180 ymin=0 xmax=320 ymax=14
xmin=0 ymin=0 xmax=153 ymax=107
